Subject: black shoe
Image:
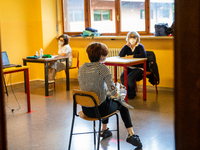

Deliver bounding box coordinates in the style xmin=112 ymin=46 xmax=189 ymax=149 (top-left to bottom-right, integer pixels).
xmin=128 ymin=94 xmax=136 ymax=99
xmin=100 ymin=128 xmax=112 ymax=139
xmin=126 ymin=134 xmax=142 ymax=148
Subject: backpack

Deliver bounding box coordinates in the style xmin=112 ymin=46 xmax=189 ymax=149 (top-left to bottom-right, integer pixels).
xmin=154 ymin=23 xmax=169 ymax=36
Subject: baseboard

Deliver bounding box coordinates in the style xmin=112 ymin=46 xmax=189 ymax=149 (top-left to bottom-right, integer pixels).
xmin=135 ymin=84 xmax=174 ymax=92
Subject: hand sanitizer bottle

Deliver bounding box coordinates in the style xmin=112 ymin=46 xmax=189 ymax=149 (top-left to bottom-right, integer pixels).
xmin=40 ymin=48 xmax=43 ymax=58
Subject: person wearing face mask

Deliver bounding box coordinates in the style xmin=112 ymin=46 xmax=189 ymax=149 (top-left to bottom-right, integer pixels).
xmin=48 ymin=34 xmax=72 ymax=91
xmin=119 ymin=31 xmax=147 ymax=99
xmin=78 ymin=42 xmax=142 ymax=148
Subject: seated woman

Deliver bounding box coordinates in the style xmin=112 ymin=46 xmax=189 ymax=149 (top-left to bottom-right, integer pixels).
xmin=119 ymin=31 xmax=147 ymax=99
xmin=48 ymin=34 xmax=72 ymax=91
xmin=78 ymin=42 xmax=142 ymax=148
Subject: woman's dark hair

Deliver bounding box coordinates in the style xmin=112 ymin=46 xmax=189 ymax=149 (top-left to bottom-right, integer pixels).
xmin=58 ymin=34 xmax=69 ymax=45
xmin=86 ymin=42 xmax=108 ymax=62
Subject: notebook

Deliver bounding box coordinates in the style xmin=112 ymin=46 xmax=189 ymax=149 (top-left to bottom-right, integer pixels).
xmin=2 ymin=51 xmax=21 ymax=69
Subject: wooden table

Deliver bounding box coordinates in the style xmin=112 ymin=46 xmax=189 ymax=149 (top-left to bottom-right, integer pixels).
xmin=22 ymin=57 xmax=69 ymax=96
xmin=104 ymin=56 xmax=147 ymax=102
xmin=3 ymin=66 xmax=31 ymax=113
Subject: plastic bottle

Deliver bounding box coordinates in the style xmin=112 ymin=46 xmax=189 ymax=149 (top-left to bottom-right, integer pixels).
xmin=40 ymin=48 xmax=43 ymax=58
xmin=36 ymin=51 xmax=38 ymax=57
xmin=119 ymin=85 xmax=127 ymax=100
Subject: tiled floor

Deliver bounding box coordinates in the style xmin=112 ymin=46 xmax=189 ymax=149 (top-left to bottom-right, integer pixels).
xmin=5 ymin=79 xmax=175 ymax=150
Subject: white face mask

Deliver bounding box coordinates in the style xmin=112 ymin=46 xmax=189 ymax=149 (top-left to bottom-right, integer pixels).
xmin=129 ymin=38 xmax=137 ymax=45
xmin=58 ymin=41 xmax=64 ymax=46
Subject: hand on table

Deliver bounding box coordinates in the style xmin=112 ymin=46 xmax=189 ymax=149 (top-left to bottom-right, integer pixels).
xmin=125 ymin=55 xmax=134 ymax=58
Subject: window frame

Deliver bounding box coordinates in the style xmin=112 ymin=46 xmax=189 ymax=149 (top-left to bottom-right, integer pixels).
xmin=62 ymin=0 xmax=153 ymax=36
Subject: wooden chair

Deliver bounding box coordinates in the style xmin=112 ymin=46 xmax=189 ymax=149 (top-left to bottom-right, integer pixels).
xmin=69 ymin=50 xmax=79 ymax=70
xmin=68 ymin=89 xmax=120 ymax=150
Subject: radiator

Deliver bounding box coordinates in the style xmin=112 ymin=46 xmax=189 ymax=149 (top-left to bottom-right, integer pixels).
xmin=107 ymin=48 xmax=124 ymax=80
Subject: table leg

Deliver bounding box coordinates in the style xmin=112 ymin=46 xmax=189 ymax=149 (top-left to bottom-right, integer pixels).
xmin=124 ymin=65 xmax=128 ymax=103
xmin=25 ymin=68 xmax=31 ymax=112
xmin=65 ymin=58 xmax=69 ymax=91
xmin=3 ymin=77 xmax=8 ymax=96
xmin=45 ymin=63 xmax=49 ymax=96
xmin=23 ymin=60 xmax=27 ymax=93
xmin=114 ymin=66 xmax=117 ymax=83
xmin=143 ymin=60 xmax=147 ymax=100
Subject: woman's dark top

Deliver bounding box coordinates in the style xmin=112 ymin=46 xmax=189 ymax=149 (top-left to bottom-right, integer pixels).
xmin=119 ymin=43 xmax=147 ymax=68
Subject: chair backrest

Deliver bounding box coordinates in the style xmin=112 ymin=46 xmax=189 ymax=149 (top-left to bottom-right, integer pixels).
xmin=72 ymin=89 xmax=99 ymax=107
xmin=71 ymin=50 xmax=79 ymax=68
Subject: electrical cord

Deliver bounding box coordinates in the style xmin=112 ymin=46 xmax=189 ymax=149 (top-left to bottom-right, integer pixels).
xmin=4 ymin=74 xmax=21 ymax=115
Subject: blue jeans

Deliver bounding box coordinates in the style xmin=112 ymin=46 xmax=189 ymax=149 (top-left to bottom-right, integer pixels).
xmin=120 ymin=68 xmax=143 ymax=96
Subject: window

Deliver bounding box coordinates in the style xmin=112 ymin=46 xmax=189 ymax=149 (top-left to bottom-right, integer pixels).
xmin=140 ymin=10 xmax=145 ymax=20
xmin=63 ymin=0 xmax=85 ymax=32
xmin=91 ymin=0 xmax=115 ymax=33
xmin=94 ymin=10 xmax=112 ymax=21
xmin=102 ymin=10 xmax=111 ymax=21
xmin=94 ymin=10 xmax=101 ymax=21
xmin=70 ymin=9 xmax=84 ymax=22
xmin=62 ymin=0 xmax=175 ymax=35
xmin=120 ymin=0 xmax=145 ymax=32
xmin=150 ymin=0 xmax=174 ymax=33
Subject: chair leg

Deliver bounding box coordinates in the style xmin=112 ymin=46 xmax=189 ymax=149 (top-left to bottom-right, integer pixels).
xmin=116 ymin=114 xmax=120 ymax=150
xmin=3 ymin=76 xmax=8 ymax=96
xmin=68 ymin=115 xmax=75 ymax=150
xmin=97 ymin=120 xmax=101 ymax=150
xmin=135 ymin=80 xmax=138 ymax=92
xmin=93 ymin=121 xmax=96 ymax=145
xmin=155 ymin=84 xmax=158 ymax=94
xmin=153 ymin=75 xmax=158 ymax=94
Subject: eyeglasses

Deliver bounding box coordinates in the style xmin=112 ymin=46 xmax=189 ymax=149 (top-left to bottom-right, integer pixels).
xmin=129 ymin=36 xmax=137 ymax=39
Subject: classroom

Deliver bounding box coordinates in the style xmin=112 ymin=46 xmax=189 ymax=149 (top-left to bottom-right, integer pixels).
xmin=0 ymin=0 xmax=199 ymax=150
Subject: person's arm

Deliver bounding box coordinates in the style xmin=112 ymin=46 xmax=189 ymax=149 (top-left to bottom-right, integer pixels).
xmin=102 ymin=66 xmax=118 ymax=97
xmin=125 ymin=55 xmax=134 ymax=58
xmin=61 ymin=53 xmax=67 ymax=57
xmin=105 ymin=74 xmax=118 ymax=97
xmin=133 ymin=44 xmax=146 ymax=58
xmin=119 ymin=45 xmax=129 ymax=57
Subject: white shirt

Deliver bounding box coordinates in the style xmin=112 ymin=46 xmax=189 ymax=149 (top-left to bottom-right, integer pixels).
xmin=58 ymin=44 xmax=72 ymax=67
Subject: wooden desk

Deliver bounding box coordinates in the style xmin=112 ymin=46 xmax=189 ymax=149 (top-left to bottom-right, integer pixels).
xmin=23 ymin=57 xmax=69 ymax=96
xmin=104 ymin=56 xmax=147 ymax=102
xmin=3 ymin=66 xmax=31 ymax=113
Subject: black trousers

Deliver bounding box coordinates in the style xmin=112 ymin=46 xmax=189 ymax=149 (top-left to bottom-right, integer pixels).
xmin=82 ymin=97 xmax=133 ymax=128
xmin=120 ymin=68 xmax=143 ymax=96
